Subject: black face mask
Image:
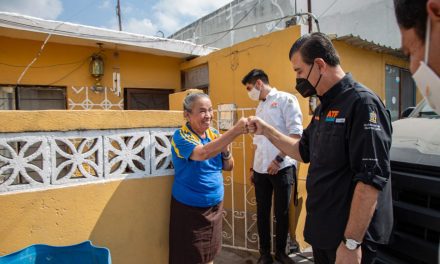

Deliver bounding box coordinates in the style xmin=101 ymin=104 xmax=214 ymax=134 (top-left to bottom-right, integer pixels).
xmin=295 ymin=63 xmax=322 ymax=98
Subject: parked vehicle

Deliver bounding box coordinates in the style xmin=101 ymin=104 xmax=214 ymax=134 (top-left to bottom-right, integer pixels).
xmin=378 ymin=100 xmax=440 ymax=264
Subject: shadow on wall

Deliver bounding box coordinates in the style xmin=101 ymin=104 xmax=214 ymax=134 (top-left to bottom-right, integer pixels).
xmin=89 ymin=176 xmax=174 ymax=264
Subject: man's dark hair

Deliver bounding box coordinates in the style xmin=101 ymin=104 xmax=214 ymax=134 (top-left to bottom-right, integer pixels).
xmin=288 ymin=32 xmax=340 ymax=66
xmin=241 ymin=69 xmax=269 ymax=85
xmin=393 ymin=0 xmax=428 ymax=42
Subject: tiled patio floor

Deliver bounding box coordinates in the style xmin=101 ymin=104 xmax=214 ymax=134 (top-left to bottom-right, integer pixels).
xmin=215 ymin=247 xmax=314 ymax=264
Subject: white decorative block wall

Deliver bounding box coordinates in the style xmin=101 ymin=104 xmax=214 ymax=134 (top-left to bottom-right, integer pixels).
xmin=104 ymin=130 xmax=150 ymax=179
xmin=0 ymin=128 xmax=178 ymax=193
xmin=51 ymin=133 xmax=103 ymax=184
xmin=0 ymin=135 xmax=50 ymax=192
xmin=150 ymin=128 xmax=174 ymax=177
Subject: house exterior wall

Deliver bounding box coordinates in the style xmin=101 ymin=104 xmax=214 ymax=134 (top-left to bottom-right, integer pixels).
xmin=0 ymin=177 xmax=174 ymax=263
xmin=0 ymin=110 xmax=183 ymax=132
xmin=333 ymin=40 xmax=409 ymax=102
xmin=0 ymin=110 xmax=183 ymax=263
xmin=170 ymin=0 xmax=400 ymax=49
xmin=179 ymin=25 xmax=409 ymax=250
xmin=0 ymin=35 xmax=183 ymax=110
xmin=169 ymin=89 xmax=204 ymax=111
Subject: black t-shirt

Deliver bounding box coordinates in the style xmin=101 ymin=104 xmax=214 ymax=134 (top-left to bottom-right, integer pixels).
xmin=299 ymin=73 xmax=393 ymax=249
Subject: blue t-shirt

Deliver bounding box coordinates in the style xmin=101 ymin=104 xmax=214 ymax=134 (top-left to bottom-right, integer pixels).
xmin=171 ymin=123 xmax=224 ymax=207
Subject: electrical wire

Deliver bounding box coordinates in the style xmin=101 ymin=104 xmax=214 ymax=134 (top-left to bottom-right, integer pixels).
xmin=202 ymin=15 xmax=291 ymax=37
xmin=187 ymin=12 xmax=320 ymax=48
xmin=46 ymin=57 xmax=89 ymax=86
xmin=268 ymin=15 xmax=287 ymax=33
xmin=222 ymin=43 xmax=272 ymax=57
xmin=16 ymin=33 xmax=52 ymax=85
xmin=187 ymin=12 xmax=318 ymax=53
xmin=294 ymin=12 xmax=320 ymax=32
xmin=202 ymin=0 xmax=266 ymax=46
xmin=318 ymin=0 xmax=340 ymax=18
xmin=0 ymin=59 xmax=88 ymax=68
xmin=14 ymin=0 xmax=104 ymax=86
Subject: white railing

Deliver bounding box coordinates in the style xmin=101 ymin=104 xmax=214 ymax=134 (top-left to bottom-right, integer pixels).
xmin=0 ymin=128 xmax=176 ymax=193
xmin=215 ymin=108 xmax=280 ymax=253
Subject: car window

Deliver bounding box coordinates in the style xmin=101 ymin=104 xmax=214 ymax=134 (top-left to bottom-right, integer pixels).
xmin=409 ymin=99 xmax=440 ymax=119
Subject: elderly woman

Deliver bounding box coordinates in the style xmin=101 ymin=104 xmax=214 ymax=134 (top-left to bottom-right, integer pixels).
xmin=169 ymin=93 xmax=248 ymax=264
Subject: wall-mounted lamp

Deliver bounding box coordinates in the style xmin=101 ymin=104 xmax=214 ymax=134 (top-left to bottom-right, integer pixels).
xmin=90 ymin=44 xmax=105 ymax=92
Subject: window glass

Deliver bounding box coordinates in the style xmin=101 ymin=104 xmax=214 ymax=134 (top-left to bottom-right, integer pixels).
xmin=0 ymin=86 xmax=15 ymax=110
xmin=18 ymin=86 xmax=66 ymax=110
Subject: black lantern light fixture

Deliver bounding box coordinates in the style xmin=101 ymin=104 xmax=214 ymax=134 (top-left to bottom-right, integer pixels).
xmin=90 ymin=43 xmax=104 ymax=92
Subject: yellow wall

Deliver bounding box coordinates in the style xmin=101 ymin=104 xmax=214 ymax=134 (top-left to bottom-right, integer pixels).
xmin=181 ymin=26 xmax=410 ymax=250
xmin=0 ymin=110 xmax=183 ymax=132
xmin=169 ymin=89 xmax=204 ymax=111
xmin=181 ymin=26 xmax=304 ymax=110
xmin=0 ymin=110 xmax=184 ymax=263
xmin=0 ymin=36 xmax=182 ymax=109
xmin=334 ymin=41 xmax=409 ymax=101
xmin=0 ymin=177 xmax=173 ymax=264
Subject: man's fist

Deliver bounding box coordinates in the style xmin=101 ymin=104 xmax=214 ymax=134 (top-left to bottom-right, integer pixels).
xmin=247 ymin=116 xmax=267 ymax=135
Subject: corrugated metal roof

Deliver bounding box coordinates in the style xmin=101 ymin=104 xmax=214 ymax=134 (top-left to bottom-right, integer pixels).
xmin=329 ymin=34 xmax=406 ymax=59
xmin=0 ymin=12 xmax=216 ymax=58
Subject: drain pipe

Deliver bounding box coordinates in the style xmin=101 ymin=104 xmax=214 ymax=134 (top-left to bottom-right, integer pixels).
xmin=307 ymin=0 xmax=312 ymax=33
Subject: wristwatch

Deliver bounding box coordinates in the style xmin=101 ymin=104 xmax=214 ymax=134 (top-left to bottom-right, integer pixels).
xmin=222 ymin=151 xmax=232 ymax=160
xmin=275 ymin=155 xmax=284 ymax=163
xmin=342 ymin=237 xmax=362 ymax=250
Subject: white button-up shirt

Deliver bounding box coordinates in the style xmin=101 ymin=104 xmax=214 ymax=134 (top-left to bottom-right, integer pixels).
xmin=253 ymin=88 xmax=303 ymax=174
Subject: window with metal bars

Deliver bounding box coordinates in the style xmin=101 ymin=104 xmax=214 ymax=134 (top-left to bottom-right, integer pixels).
xmin=0 ymin=85 xmax=67 ymax=184
xmin=0 ymin=85 xmax=67 ymax=110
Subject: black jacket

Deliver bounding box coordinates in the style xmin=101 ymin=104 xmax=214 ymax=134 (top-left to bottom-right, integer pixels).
xmin=299 ymin=73 xmax=393 ymax=249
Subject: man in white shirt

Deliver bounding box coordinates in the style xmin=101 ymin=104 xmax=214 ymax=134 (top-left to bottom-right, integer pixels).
xmin=242 ymin=69 xmax=303 ymax=264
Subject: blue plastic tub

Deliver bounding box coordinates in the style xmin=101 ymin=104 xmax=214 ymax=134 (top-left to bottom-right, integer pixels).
xmin=0 ymin=240 xmax=111 ymax=264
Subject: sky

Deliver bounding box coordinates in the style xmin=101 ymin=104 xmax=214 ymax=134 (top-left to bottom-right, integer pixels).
xmin=0 ymin=0 xmax=232 ymax=37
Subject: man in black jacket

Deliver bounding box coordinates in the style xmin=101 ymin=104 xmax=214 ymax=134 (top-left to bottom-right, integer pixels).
xmin=248 ymin=33 xmax=393 ymax=264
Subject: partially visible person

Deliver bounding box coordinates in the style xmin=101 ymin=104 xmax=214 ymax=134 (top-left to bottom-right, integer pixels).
xmin=169 ymin=93 xmax=248 ymax=264
xmin=394 ymin=0 xmax=440 ymax=113
xmin=248 ymin=33 xmax=393 ymax=264
xmin=242 ymin=69 xmax=302 ymax=264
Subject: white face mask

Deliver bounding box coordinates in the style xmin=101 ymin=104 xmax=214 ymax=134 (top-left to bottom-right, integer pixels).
xmin=412 ymin=18 xmax=440 ymax=114
xmin=247 ymin=85 xmax=261 ymax=101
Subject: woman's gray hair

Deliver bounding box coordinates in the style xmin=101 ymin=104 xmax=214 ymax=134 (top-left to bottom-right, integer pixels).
xmin=183 ymin=92 xmax=209 ymax=112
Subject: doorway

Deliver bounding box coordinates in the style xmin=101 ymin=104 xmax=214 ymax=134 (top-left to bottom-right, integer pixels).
xmin=385 ymin=65 xmax=416 ymax=121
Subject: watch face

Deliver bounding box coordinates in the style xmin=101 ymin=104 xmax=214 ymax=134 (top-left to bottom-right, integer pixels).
xmin=346 ymin=239 xmax=358 ymax=250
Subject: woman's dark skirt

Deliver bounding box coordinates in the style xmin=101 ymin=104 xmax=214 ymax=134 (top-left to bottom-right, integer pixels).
xmin=169 ymin=197 xmax=223 ymax=264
